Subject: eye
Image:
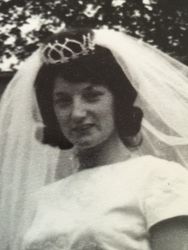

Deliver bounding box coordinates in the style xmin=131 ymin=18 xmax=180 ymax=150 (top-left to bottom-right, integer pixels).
xmin=83 ymin=90 xmax=104 ymax=102
xmin=53 ymin=94 xmax=72 ymax=108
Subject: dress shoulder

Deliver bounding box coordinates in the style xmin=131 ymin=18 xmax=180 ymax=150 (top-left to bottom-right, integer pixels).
xmin=138 ymin=156 xmax=188 ymax=229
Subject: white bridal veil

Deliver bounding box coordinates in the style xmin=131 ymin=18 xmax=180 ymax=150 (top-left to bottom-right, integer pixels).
xmin=0 ymin=29 xmax=188 ymax=250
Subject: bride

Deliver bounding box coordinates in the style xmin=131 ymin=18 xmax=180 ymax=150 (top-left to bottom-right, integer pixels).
xmin=1 ymin=28 xmax=188 ymax=250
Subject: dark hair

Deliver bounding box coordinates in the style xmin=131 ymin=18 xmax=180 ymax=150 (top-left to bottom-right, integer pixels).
xmin=35 ymin=29 xmax=143 ymax=149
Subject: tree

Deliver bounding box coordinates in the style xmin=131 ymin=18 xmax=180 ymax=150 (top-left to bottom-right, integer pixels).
xmin=0 ymin=0 xmax=188 ymax=70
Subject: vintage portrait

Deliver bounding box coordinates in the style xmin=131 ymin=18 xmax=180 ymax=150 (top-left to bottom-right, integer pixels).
xmin=0 ymin=1 xmax=188 ymax=250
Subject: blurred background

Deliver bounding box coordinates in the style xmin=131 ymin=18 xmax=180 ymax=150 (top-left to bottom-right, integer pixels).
xmin=0 ymin=0 xmax=188 ymax=93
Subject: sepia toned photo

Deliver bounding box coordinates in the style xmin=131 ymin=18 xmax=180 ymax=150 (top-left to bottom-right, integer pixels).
xmin=0 ymin=1 xmax=188 ymax=250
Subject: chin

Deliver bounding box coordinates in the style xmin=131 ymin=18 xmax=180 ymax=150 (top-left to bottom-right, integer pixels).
xmin=75 ymin=141 xmax=96 ymax=151
xmin=74 ymin=137 xmax=107 ymax=152
xmin=73 ymin=136 xmax=97 ymax=149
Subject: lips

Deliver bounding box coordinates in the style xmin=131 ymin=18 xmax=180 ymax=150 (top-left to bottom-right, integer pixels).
xmin=72 ymin=124 xmax=94 ymax=133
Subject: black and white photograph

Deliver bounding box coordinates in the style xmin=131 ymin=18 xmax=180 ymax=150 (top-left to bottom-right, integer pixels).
xmin=0 ymin=1 xmax=188 ymax=250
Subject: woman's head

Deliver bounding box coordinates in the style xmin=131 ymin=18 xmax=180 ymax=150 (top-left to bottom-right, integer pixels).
xmin=52 ymin=78 xmax=116 ymax=150
xmin=35 ymin=29 xmax=143 ymax=150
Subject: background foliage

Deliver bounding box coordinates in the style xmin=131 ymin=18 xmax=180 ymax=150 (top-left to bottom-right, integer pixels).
xmin=0 ymin=0 xmax=188 ymax=70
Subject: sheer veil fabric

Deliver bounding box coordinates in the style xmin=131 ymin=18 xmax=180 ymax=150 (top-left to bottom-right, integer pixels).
xmin=94 ymin=30 xmax=188 ymax=166
xmin=0 ymin=29 xmax=188 ymax=250
xmin=0 ymin=52 xmax=62 ymax=250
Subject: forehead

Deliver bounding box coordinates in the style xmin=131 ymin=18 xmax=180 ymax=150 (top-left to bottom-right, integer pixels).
xmin=53 ymin=76 xmax=107 ymax=94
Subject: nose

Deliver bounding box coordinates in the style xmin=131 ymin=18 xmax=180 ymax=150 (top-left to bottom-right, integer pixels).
xmin=71 ymin=97 xmax=87 ymax=121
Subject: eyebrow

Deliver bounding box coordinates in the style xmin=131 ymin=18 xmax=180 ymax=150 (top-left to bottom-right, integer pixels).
xmin=53 ymin=92 xmax=68 ymax=97
xmin=83 ymin=85 xmax=102 ymax=91
xmin=53 ymin=84 xmax=103 ymax=97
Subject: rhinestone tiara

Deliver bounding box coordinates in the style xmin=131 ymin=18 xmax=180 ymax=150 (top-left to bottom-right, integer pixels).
xmin=41 ymin=33 xmax=95 ymax=64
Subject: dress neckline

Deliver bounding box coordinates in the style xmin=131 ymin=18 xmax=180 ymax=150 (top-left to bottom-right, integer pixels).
xmin=73 ymin=154 xmax=151 ymax=176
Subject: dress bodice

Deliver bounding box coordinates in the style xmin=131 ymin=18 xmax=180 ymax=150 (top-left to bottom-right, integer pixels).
xmin=23 ymin=155 xmax=188 ymax=250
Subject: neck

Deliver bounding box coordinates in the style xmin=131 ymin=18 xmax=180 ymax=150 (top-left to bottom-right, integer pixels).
xmin=74 ymin=133 xmax=132 ymax=170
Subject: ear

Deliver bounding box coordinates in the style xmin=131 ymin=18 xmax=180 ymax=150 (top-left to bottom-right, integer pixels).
xmin=121 ymin=131 xmax=143 ymax=148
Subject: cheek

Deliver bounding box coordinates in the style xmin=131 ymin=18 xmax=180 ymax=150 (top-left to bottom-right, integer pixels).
xmin=103 ymin=107 xmax=115 ymax=130
xmin=98 ymin=98 xmax=115 ymax=129
xmin=54 ymin=107 xmax=69 ymax=131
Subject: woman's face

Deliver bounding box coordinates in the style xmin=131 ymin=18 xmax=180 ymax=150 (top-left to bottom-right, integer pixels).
xmin=53 ymin=77 xmax=116 ymax=150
